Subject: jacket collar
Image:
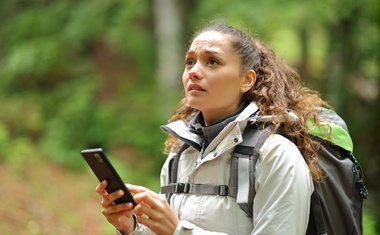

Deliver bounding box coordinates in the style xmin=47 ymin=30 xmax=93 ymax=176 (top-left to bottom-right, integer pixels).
xmin=161 ymin=102 xmax=260 ymax=151
xmin=189 ymin=102 xmax=248 ymax=148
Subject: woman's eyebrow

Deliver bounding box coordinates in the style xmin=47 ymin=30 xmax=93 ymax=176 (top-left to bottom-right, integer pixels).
xmin=186 ymin=48 xmax=221 ymax=55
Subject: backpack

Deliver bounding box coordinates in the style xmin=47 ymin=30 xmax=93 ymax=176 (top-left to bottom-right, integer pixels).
xmin=161 ymin=108 xmax=368 ymax=235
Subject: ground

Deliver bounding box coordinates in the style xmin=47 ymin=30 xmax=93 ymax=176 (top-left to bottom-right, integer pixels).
xmin=0 ymin=160 xmax=115 ymax=235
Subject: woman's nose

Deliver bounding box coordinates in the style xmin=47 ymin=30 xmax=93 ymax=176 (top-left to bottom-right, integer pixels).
xmin=188 ymin=63 xmax=203 ymax=80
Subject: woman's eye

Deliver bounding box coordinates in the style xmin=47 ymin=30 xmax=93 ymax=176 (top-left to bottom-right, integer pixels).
xmin=185 ymin=59 xmax=195 ymax=67
xmin=208 ymin=58 xmax=219 ymax=66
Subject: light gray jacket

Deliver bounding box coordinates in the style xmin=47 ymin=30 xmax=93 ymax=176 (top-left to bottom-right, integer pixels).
xmin=130 ymin=102 xmax=314 ymax=235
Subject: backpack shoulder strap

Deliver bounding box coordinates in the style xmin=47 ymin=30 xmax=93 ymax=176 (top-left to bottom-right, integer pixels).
xmin=230 ymin=122 xmax=273 ymax=217
xmin=170 ymin=143 xmax=190 ymax=183
xmin=161 ymin=142 xmax=189 ymax=198
xmin=306 ymin=190 xmax=328 ymax=235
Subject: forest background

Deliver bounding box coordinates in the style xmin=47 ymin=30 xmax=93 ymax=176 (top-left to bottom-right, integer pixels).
xmin=0 ymin=0 xmax=379 ymax=234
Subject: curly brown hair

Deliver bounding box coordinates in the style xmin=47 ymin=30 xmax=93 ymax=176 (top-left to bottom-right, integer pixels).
xmin=164 ymin=23 xmax=330 ymax=180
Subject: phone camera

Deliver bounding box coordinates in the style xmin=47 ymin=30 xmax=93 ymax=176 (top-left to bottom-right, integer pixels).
xmin=94 ymin=153 xmax=104 ymax=163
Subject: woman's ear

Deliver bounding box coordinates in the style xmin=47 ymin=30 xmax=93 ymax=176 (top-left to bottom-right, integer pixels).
xmin=241 ymin=70 xmax=256 ymax=93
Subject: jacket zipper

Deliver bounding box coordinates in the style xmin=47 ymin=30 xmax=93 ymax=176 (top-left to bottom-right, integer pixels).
xmin=188 ymin=140 xmax=205 ymax=177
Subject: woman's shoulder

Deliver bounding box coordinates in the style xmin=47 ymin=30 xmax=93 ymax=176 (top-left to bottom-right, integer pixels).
xmin=255 ymin=133 xmax=313 ymax=192
xmin=261 ymin=133 xmax=297 ymax=150
xmin=258 ymin=133 xmax=307 ymax=169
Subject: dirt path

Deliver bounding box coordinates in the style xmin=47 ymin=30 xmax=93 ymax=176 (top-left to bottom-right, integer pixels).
xmin=0 ymin=161 xmax=113 ymax=235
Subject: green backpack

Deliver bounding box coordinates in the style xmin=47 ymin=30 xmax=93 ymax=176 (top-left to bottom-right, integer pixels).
xmin=161 ymin=108 xmax=368 ymax=235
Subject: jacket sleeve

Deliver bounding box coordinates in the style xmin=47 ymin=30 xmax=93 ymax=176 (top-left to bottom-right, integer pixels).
xmin=252 ymin=134 xmax=314 ymax=235
xmin=119 ymin=224 xmax=154 ymax=235
xmin=172 ymin=220 xmax=229 ymax=235
xmin=125 ymin=220 xmax=229 ymax=235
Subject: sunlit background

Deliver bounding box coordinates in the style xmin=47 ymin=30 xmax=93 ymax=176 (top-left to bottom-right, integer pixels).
xmin=0 ymin=0 xmax=379 ymax=234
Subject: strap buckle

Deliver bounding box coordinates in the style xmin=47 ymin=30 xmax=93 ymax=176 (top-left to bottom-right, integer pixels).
xmin=219 ymin=185 xmax=229 ymax=196
xmin=175 ymin=183 xmax=190 ymax=193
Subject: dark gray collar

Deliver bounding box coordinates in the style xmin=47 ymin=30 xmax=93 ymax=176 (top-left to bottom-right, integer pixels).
xmin=189 ymin=103 xmax=247 ymax=148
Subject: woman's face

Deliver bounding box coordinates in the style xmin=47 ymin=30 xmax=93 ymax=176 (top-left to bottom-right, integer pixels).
xmin=183 ymin=31 xmax=254 ymax=125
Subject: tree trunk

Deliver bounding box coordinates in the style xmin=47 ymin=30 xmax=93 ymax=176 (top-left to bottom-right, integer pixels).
xmin=153 ymin=0 xmax=183 ymax=117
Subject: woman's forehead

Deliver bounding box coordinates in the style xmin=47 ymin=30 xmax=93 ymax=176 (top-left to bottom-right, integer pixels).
xmin=188 ymin=31 xmax=232 ymax=54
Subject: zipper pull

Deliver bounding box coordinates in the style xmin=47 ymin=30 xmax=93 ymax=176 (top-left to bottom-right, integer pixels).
xmin=196 ymin=147 xmax=204 ymax=164
xmin=188 ymin=141 xmax=205 ymax=177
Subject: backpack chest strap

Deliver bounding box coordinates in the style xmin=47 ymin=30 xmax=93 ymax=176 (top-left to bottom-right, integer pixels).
xmin=161 ymin=183 xmax=238 ymax=197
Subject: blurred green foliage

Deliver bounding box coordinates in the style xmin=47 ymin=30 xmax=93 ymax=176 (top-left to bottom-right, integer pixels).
xmin=364 ymin=209 xmax=378 ymax=235
xmin=0 ymin=0 xmax=163 ymax=167
xmin=0 ymin=0 xmax=379 ymax=233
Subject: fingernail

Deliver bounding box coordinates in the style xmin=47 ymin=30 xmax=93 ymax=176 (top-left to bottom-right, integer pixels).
xmin=125 ymin=203 xmax=133 ymax=208
xmin=118 ymin=190 xmax=124 ymax=195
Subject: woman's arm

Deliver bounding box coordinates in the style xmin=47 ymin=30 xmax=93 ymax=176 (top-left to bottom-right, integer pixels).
xmin=252 ymin=134 xmax=314 ymax=234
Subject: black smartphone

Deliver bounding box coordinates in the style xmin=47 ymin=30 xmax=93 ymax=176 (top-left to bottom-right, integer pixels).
xmin=81 ymin=148 xmax=136 ymax=206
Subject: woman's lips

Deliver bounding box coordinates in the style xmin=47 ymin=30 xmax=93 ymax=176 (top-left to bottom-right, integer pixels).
xmin=188 ymin=84 xmax=206 ymax=92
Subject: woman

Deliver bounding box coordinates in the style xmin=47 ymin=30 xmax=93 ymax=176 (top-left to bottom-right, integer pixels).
xmin=96 ymin=23 xmax=329 ymax=235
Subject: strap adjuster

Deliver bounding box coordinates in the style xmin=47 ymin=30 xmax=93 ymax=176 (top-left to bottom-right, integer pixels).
xmin=175 ymin=183 xmax=190 ymax=193
xmin=175 ymin=183 xmax=184 ymax=193
xmin=184 ymin=183 xmax=190 ymax=193
xmin=219 ymin=185 xmax=229 ymax=196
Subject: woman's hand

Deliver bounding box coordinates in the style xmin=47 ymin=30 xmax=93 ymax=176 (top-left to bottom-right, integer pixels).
xmin=96 ymin=180 xmax=135 ymax=234
xmin=128 ymin=184 xmax=180 ymax=235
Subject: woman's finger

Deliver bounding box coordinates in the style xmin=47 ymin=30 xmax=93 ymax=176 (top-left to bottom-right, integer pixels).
xmin=101 ymin=189 xmax=126 ymax=207
xmin=95 ymin=180 xmax=108 ymax=197
xmin=102 ymin=202 xmax=134 ymax=216
xmin=126 ymin=184 xmax=155 ymax=194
